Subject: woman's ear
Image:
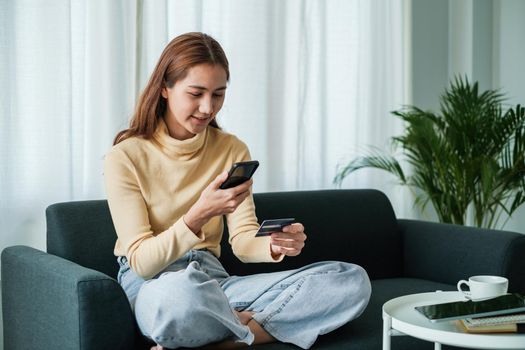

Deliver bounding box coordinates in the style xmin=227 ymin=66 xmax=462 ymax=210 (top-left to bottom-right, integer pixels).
xmin=161 ymin=87 xmax=168 ymax=99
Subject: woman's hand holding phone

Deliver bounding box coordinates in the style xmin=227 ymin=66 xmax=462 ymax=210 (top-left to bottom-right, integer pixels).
xmin=184 ymin=171 xmax=253 ymax=234
xmin=270 ymin=223 xmax=307 ymax=257
xmin=219 ymin=160 xmax=259 ymax=189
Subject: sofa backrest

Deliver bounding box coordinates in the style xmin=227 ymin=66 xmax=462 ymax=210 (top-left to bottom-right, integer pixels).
xmin=221 ymin=189 xmax=403 ymax=279
xmin=46 ymin=189 xmax=402 ymax=281
xmin=46 ymin=200 xmax=119 ymax=279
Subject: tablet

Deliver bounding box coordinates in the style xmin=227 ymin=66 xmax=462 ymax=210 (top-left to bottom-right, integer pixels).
xmin=415 ymin=293 xmax=525 ymax=322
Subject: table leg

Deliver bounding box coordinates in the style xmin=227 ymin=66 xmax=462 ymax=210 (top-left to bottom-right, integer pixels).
xmin=383 ymin=314 xmax=392 ymax=350
xmin=434 ymin=342 xmax=441 ymax=350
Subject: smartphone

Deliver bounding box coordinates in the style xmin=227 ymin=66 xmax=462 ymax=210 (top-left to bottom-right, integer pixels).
xmin=219 ymin=160 xmax=259 ymax=189
xmin=415 ymin=293 xmax=525 ymax=322
xmin=255 ymin=218 xmax=296 ymax=237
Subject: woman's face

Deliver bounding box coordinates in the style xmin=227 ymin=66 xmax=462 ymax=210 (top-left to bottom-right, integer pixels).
xmin=161 ymin=63 xmax=227 ymax=140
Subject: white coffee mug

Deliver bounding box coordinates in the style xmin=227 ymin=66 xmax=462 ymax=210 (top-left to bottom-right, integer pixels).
xmin=457 ymin=275 xmax=509 ymax=300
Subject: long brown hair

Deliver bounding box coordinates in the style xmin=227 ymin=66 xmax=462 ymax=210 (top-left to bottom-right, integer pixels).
xmin=113 ymin=32 xmax=230 ymax=145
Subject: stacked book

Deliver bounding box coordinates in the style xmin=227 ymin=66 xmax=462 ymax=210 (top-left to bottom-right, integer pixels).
xmin=415 ymin=293 xmax=525 ymax=334
xmin=458 ymin=312 xmax=525 ymax=333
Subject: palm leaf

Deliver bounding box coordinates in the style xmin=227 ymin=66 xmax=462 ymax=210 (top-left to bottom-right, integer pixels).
xmin=334 ymin=150 xmax=407 ymax=187
xmin=334 ymin=76 xmax=525 ymax=229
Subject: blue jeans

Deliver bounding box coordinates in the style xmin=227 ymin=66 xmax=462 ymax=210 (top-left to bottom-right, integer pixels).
xmin=117 ymin=249 xmax=371 ymax=349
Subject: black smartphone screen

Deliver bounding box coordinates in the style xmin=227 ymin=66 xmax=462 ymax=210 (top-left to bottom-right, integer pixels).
xmin=219 ymin=160 xmax=259 ymax=189
xmin=415 ymin=293 xmax=525 ymax=322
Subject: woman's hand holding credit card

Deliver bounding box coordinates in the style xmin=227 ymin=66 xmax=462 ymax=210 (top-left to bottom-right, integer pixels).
xmin=256 ymin=218 xmax=307 ymax=257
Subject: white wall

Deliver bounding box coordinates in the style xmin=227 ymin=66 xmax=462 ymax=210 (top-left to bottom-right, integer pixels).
xmin=494 ymin=0 xmax=525 ymax=232
xmin=411 ymin=0 xmax=525 ymax=232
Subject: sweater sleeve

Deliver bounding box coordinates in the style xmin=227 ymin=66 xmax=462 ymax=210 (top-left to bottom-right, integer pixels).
xmin=225 ymin=144 xmax=284 ymax=263
xmin=104 ymin=148 xmax=204 ymax=279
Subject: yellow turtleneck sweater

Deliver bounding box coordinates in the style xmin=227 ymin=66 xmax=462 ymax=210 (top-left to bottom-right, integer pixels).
xmin=104 ymin=120 xmax=281 ymax=279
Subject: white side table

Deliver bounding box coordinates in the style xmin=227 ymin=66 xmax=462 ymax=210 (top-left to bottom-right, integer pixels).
xmin=382 ymin=291 xmax=525 ymax=350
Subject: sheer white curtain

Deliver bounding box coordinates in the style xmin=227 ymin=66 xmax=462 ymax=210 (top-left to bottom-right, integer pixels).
xmin=0 ymin=0 xmax=138 ymax=253
xmin=0 ymin=0 xmax=410 ymax=257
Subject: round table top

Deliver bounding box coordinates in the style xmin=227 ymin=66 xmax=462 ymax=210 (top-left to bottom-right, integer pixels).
xmin=382 ymin=291 xmax=525 ymax=349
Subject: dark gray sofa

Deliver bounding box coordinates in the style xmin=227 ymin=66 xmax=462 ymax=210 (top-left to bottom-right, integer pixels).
xmin=2 ymin=189 xmax=525 ymax=350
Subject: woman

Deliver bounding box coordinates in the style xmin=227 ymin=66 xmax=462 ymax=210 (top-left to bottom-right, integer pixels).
xmin=104 ymin=32 xmax=371 ymax=350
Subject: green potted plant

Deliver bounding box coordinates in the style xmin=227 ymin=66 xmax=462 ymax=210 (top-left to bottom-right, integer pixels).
xmin=334 ymin=77 xmax=525 ymax=229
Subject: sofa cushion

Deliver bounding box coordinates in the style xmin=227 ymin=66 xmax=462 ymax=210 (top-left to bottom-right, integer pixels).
xmin=46 ymin=200 xmax=119 ymax=279
xmin=335 ymin=278 xmax=457 ymax=350
xmin=400 ymin=219 xmax=525 ymax=292
xmin=237 ymin=278 xmax=462 ymax=350
xmin=221 ymin=189 xmax=402 ymax=280
xmin=46 ymin=190 xmax=402 ymax=282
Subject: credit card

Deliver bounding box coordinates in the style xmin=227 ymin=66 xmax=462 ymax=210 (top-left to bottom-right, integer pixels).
xmin=255 ymin=218 xmax=296 ymax=237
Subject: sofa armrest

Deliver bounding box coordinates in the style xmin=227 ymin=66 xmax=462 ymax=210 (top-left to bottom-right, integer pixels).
xmin=398 ymin=219 xmax=525 ymax=293
xmin=1 ymin=246 xmax=136 ymax=350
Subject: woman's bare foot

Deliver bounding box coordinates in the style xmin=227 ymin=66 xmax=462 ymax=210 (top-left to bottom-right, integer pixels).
xmin=246 ymin=317 xmax=276 ymax=345
xmin=204 ymin=311 xmax=276 ymax=349
xmin=152 ymin=312 xmax=275 ymax=350
xmin=235 ymin=310 xmax=254 ymax=325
